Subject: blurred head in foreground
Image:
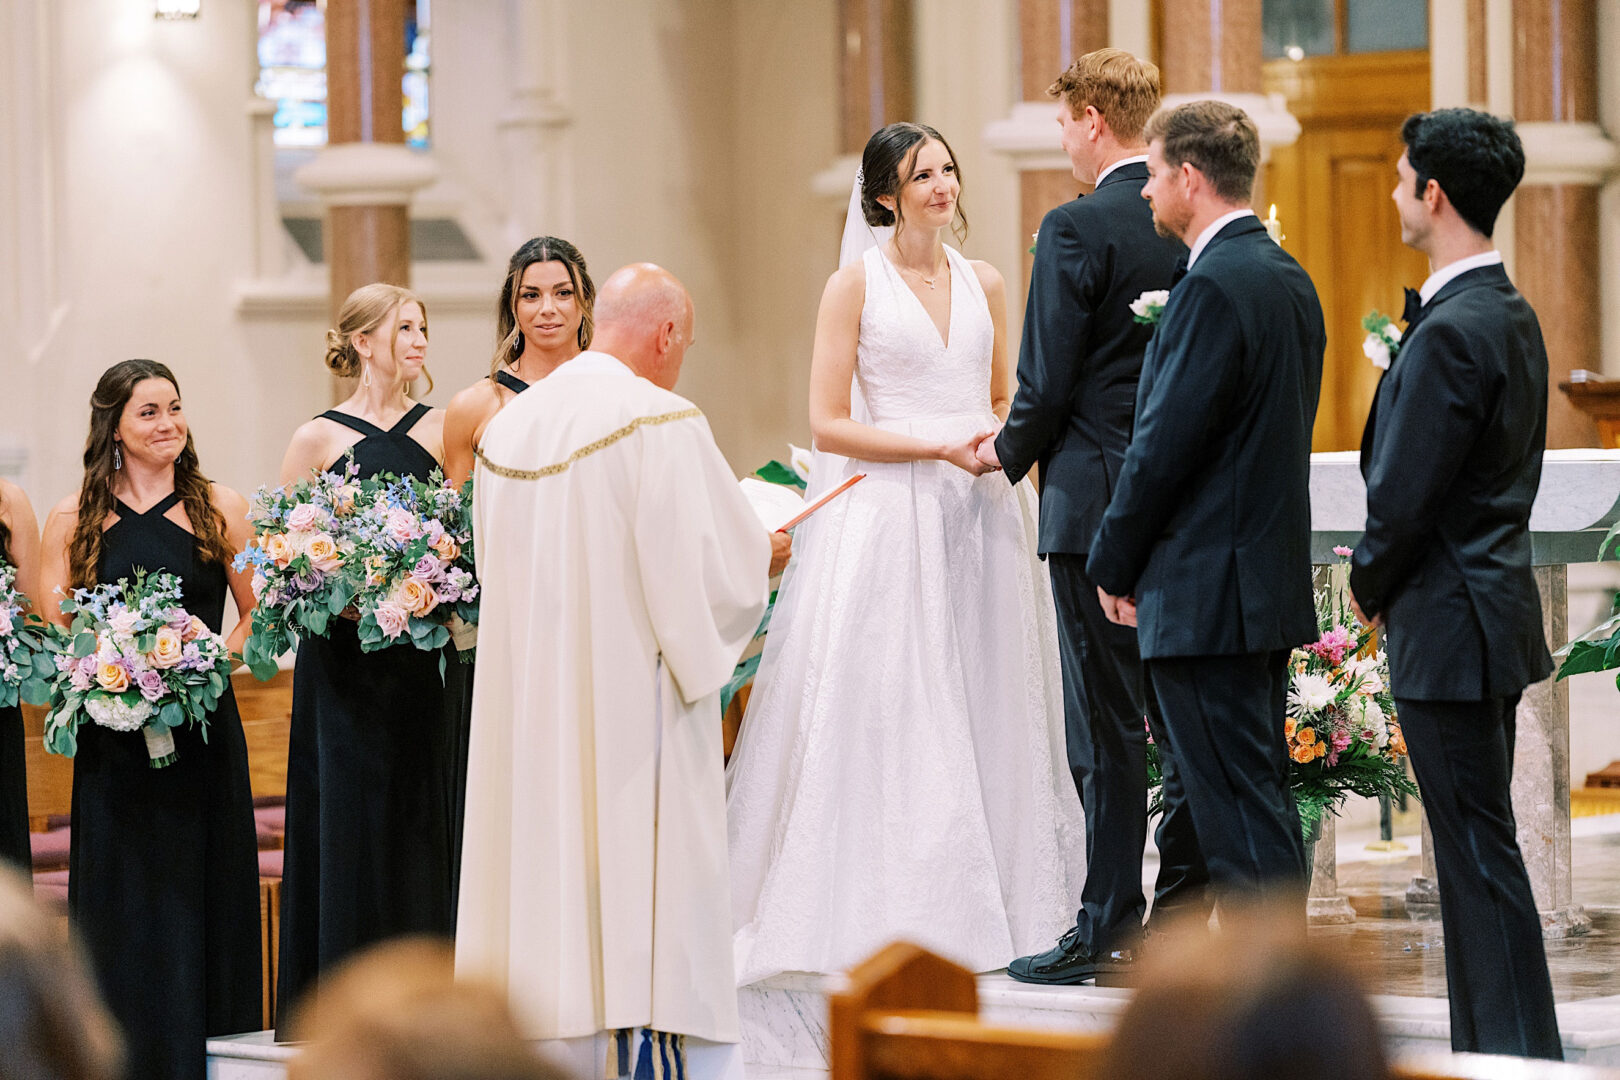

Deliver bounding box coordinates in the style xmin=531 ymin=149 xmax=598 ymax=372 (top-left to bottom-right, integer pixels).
xmin=287 ymin=939 xmax=573 ymax=1080
xmin=1096 ymin=905 xmax=1390 ymax=1080
xmin=0 ymin=865 xmax=124 ymax=1080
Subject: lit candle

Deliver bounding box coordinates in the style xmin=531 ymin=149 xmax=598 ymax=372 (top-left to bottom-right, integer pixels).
xmin=1264 ymin=204 xmax=1285 ymax=245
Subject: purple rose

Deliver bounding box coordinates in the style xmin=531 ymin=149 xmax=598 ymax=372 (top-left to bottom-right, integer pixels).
xmin=135 ymin=668 xmax=165 ymax=702
xmin=292 ymin=570 xmax=322 ymax=595
xmin=410 ymin=556 xmax=442 ymax=583
xmin=167 ymin=609 xmax=191 ymax=633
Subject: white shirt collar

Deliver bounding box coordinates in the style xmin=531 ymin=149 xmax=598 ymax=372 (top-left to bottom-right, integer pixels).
xmin=1419 ymin=250 xmax=1503 ymax=305
xmin=549 ymin=350 xmax=635 ymax=377
xmin=1094 ymin=154 xmax=1149 ymax=188
xmin=1186 ymin=209 xmax=1257 ymax=268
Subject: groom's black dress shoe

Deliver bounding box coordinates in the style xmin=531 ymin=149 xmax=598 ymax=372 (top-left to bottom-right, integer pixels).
xmin=1006 ymin=927 xmax=1138 ymax=985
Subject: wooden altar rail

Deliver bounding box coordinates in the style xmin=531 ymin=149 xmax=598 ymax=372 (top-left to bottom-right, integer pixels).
xmin=831 ymin=943 xmax=1617 ymax=1080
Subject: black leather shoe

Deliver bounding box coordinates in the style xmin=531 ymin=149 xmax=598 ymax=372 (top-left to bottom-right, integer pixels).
xmin=1006 ymin=926 xmax=1107 ymax=985
xmin=1093 ymin=947 xmax=1141 ymax=988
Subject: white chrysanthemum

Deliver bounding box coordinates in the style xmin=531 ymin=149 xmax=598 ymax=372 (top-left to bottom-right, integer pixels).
xmin=84 ymin=693 xmax=155 ymax=732
xmin=1354 ymin=696 xmax=1390 ymax=747
xmin=1289 ymin=671 xmax=1336 ymax=714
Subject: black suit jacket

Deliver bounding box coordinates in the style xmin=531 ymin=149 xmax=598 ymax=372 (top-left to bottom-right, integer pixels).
xmin=1086 ymin=217 xmax=1325 ymax=660
xmin=995 ymin=163 xmax=1186 ymax=555
xmin=1350 ymin=264 xmax=1553 ymax=701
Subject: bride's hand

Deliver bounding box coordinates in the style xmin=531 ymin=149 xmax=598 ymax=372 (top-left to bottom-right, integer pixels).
xmin=941 ymin=431 xmax=999 ymax=476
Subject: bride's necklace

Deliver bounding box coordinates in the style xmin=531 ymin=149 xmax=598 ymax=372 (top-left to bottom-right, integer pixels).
xmin=893 ymin=249 xmax=947 ymax=290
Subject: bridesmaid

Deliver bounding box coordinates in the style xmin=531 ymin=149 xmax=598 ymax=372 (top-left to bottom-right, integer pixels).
xmin=37 ymin=360 xmax=262 ymax=1080
xmin=275 ymin=283 xmax=454 ymax=1034
xmin=0 ymin=478 xmax=42 ymax=872
xmin=440 ymin=237 xmax=593 ymax=919
xmin=442 ymin=236 xmax=595 ymax=486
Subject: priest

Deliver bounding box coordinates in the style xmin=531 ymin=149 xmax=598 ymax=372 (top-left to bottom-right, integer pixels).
xmin=456 ymin=263 xmax=786 ymax=1079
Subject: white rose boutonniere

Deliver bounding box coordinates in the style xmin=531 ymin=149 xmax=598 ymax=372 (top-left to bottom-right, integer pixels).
xmin=1360 ymin=310 xmax=1402 ymax=370
xmin=1130 ymin=290 xmax=1170 ymax=327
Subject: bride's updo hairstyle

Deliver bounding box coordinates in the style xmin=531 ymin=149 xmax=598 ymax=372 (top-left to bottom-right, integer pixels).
xmin=324 ymin=282 xmax=432 ymax=394
xmin=859 ymin=121 xmax=969 ymax=245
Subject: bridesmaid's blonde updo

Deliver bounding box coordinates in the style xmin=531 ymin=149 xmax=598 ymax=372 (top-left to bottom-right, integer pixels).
xmin=325 ymin=283 xmax=432 ymax=393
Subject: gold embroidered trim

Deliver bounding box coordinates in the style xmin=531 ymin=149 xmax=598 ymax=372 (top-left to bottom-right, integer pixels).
xmin=474 ymin=407 xmax=703 ymax=480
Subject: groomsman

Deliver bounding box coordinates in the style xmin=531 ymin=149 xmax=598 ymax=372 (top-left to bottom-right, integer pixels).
xmin=1088 ymin=101 xmax=1325 ymax=918
xmin=1349 ymin=109 xmax=1561 ymax=1060
xmin=977 ymin=49 xmax=1209 ymax=983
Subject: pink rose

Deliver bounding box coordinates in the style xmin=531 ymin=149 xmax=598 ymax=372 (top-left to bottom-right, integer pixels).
xmin=373 ymin=601 xmax=410 ymax=639
xmin=182 ymin=615 xmax=208 ymax=643
xmin=286 ymin=503 xmax=320 ymax=532
xmin=1332 ymin=545 xmax=1353 ymax=558
xmin=385 ymin=508 xmax=418 ymax=545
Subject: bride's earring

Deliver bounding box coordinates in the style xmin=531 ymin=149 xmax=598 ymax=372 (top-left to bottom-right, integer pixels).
xmin=113 ymin=443 xmax=123 ymax=470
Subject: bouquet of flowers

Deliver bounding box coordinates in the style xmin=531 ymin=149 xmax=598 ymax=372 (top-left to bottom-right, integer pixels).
xmin=0 ymin=562 xmax=53 ymax=709
xmin=1150 ymin=550 xmax=1418 ymax=837
xmin=39 ymin=570 xmax=234 ymax=768
xmin=347 ymin=471 xmax=479 ymax=669
xmin=236 ymin=465 xmax=363 ymax=680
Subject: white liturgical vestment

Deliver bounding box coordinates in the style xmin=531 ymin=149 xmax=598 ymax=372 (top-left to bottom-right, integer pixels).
xmin=455 ymin=351 xmax=770 ymax=1045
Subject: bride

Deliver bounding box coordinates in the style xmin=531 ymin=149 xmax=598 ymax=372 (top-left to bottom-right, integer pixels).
xmin=727 ymin=122 xmax=1085 ymax=985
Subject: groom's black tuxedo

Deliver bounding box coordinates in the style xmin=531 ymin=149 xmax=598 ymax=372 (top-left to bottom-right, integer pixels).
xmin=1088 ymin=214 xmax=1325 ymax=910
xmin=995 ymin=163 xmax=1207 ymax=966
xmin=1351 ymin=262 xmax=1561 ymax=1059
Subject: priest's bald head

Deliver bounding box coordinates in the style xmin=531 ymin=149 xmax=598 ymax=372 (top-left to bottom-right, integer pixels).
xmin=592 ymin=263 xmax=696 ymax=390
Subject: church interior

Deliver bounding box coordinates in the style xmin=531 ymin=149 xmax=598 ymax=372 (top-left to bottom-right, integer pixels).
xmin=6 ymin=1 xmax=1620 ymax=1078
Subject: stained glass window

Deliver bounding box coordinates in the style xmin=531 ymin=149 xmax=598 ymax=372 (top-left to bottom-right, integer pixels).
xmin=255 ymin=0 xmax=431 ymax=150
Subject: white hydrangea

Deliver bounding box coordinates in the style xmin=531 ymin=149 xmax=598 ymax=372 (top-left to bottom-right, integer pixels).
xmin=84 ymin=693 xmax=155 ymax=732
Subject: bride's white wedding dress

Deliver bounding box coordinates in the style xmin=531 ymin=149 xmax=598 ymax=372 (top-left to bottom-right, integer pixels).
xmin=727 ymin=244 xmax=1085 ymax=986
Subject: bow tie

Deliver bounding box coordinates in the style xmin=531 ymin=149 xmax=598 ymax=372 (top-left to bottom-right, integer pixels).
xmin=1401 ymin=286 xmax=1425 ymax=327
xmin=1171 ymin=256 xmax=1189 ymax=286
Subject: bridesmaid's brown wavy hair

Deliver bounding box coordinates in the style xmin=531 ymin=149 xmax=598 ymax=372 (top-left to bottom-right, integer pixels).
xmin=66 ymin=360 xmax=234 ymax=589
xmin=490 ymin=236 xmax=595 ymax=377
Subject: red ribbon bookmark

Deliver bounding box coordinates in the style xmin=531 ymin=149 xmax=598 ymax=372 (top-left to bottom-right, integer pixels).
xmin=776 ymin=473 xmax=866 ymax=532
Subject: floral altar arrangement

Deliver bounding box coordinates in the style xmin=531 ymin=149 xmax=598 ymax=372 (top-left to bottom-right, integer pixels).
xmin=722 ymin=447 xmax=811 ymax=714
xmin=0 ymin=561 xmax=52 ymax=709
xmin=1151 ymin=549 xmax=1419 ymax=837
xmin=38 ymin=570 xmax=234 ymax=768
xmin=237 ymin=461 xmax=478 ymax=680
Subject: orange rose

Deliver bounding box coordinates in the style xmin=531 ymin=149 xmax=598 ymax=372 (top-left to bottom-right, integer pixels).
xmin=1314 ymin=742 xmax=1329 ymax=760
xmin=1291 ymin=745 xmax=1314 ymax=763
xmin=394 ymin=577 xmax=439 ymax=618
xmin=262 ymin=532 xmax=295 ymax=568
xmin=148 ymin=626 xmax=185 ymax=669
xmin=429 ymin=532 xmax=460 ymax=563
xmin=1297 ymin=726 xmax=1316 ymax=746
xmin=96 ymin=663 xmax=130 ymax=693
xmin=1284 ymin=718 xmax=1296 ymax=737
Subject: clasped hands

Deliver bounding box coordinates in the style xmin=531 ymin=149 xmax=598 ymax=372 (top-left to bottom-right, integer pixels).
xmin=941 ymin=426 xmax=1006 ymax=478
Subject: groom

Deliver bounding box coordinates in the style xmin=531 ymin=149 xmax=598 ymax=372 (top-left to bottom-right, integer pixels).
xmin=1087 ymin=101 xmax=1325 ymax=918
xmin=977 ymin=49 xmax=1209 ymax=983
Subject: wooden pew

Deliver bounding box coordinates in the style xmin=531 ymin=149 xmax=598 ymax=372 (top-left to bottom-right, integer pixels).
xmin=830 ymin=943 xmax=1617 ymax=1080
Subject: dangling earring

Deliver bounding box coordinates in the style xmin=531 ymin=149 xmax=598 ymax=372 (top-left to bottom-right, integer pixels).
xmin=361 ymin=362 xmax=372 ymax=388
xmin=113 ymin=443 xmax=123 ymax=470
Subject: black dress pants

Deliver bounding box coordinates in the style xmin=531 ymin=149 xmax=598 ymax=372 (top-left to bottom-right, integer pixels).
xmin=1048 ymin=555 xmax=1210 ymax=951
xmin=1143 ymin=650 xmax=1306 ymax=918
xmin=1397 ymin=694 xmax=1562 ymax=1059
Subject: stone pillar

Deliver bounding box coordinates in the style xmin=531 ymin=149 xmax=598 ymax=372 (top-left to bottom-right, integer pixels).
xmin=1308 ymin=814 xmax=1355 ymax=925
xmin=496 ymin=0 xmax=574 ymax=250
xmin=296 ymin=0 xmax=435 ymax=341
xmin=1405 ymin=810 xmax=1441 ymax=914
xmin=1512 ymin=566 xmax=1592 ymax=936
xmin=810 ymin=1 xmax=914 ymax=213
xmin=1512 ymin=0 xmax=1617 ymax=448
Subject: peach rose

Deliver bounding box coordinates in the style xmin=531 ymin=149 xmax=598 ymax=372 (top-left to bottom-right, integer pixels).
xmin=429 ymin=532 xmax=460 ymax=563
xmin=1296 ymin=726 xmax=1316 ymax=746
xmin=148 ymin=626 xmax=185 ymax=669
xmin=262 ymin=532 xmax=295 ymax=568
xmin=1290 ymin=744 xmax=1314 ymax=764
xmin=305 ymin=533 xmax=343 ymax=573
xmin=182 ymin=615 xmax=208 ymax=643
xmin=394 ymin=577 xmax=439 ymax=618
xmin=96 ymin=662 xmax=130 ymax=693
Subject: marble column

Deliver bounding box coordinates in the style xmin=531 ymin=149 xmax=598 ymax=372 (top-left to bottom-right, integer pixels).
xmin=496 ymin=0 xmax=574 ymax=250
xmin=1513 ymin=566 xmax=1591 ymax=936
xmin=1308 ymin=814 xmax=1355 ymax=925
xmin=1512 ymin=0 xmax=1617 ymax=449
xmin=1405 ymin=810 xmax=1440 ymax=912
xmin=296 ymin=0 xmax=435 ymax=336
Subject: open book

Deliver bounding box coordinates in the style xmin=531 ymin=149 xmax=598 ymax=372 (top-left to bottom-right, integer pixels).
xmin=739 ymin=473 xmax=866 ymax=532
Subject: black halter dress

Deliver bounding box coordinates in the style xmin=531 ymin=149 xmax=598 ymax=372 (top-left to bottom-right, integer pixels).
xmin=443 ymin=368 xmax=529 ymax=923
xmin=69 ymin=492 xmax=262 ymax=1080
xmin=275 ymin=404 xmax=454 ymax=1035
xmin=1 ymin=554 xmax=29 ymax=868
